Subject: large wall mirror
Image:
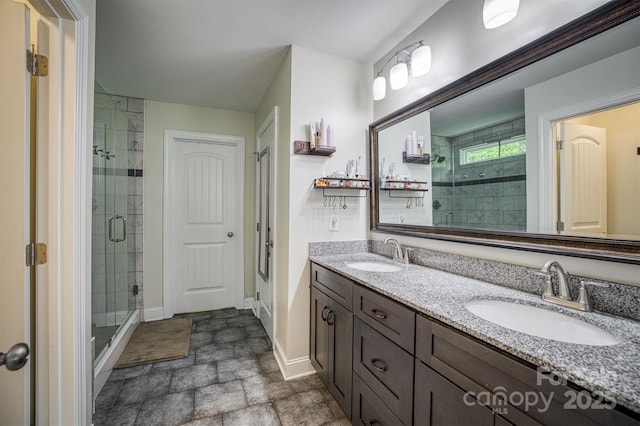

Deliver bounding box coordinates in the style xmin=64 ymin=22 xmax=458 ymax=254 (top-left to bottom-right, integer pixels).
xmin=370 ymin=2 xmax=640 ymax=264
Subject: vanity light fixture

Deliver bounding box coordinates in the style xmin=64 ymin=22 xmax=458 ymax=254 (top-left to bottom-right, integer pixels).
xmin=483 ymin=0 xmax=520 ymax=29
xmin=373 ymin=41 xmax=431 ymax=101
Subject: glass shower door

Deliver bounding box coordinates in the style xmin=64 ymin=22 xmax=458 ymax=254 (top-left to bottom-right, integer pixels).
xmin=92 ymin=87 xmax=133 ymax=362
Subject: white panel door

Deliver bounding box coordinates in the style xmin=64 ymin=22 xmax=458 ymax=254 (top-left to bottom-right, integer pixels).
xmin=255 ymin=109 xmax=276 ymax=342
xmin=171 ymin=137 xmax=240 ymax=313
xmin=0 ymin=2 xmax=32 ymax=423
xmin=560 ymin=122 xmax=607 ymax=236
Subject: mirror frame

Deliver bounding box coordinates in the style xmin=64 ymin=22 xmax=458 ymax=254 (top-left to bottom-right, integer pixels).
xmin=369 ymin=1 xmax=640 ymax=265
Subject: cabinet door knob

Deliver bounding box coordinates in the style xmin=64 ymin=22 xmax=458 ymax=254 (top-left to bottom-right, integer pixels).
xmin=321 ymin=306 xmax=330 ymax=321
xmin=370 ymin=358 xmax=388 ymax=372
xmin=326 ymin=311 xmax=335 ymax=326
xmin=371 ymin=308 xmax=387 ymax=319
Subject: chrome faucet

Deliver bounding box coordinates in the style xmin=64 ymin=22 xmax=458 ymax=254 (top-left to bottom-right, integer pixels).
xmin=538 ymin=260 xmax=609 ymax=311
xmin=384 ymin=237 xmax=410 ymax=264
xmin=540 ymin=260 xmax=571 ymax=300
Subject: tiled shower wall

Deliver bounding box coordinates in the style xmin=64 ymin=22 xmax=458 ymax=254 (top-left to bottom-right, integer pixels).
xmin=432 ymin=117 xmax=526 ymax=232
xmin=122 ymin=96 xmax=145 ymax=313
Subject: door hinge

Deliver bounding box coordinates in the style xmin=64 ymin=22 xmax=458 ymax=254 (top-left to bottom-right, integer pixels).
xmin=556 ymin=221 xmax=565 ymax=232
xmin=556 ymin=139 xmax=563 ymax=150
xmin=256 ymin=222 xmax=260 ymax=232
xmin=256 ymin=292 xmax=260 ymax=301
xmin=25 ymin=243 xmax=47 ymax=266
xmin=132 ymin=284 xmax=139 ymax=296
xmin=26 ymin=45 xmax=48 ymax=77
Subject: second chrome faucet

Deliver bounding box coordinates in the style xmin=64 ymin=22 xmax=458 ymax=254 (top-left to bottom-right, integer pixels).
xmin=538 ymin=260 xmax=609 ymax=311
xmin=384 ymin=237 xmax=410 ymax=264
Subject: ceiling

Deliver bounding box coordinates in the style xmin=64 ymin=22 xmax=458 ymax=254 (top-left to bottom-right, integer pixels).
xmin=95 ymin=0 xmax=448 ymax=112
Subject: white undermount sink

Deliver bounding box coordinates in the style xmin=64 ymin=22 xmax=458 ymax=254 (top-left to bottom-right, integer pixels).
xmin=465 ymin=300 xmax=620 ymax=346
xmin=346 ymin=261 xmax=402 ymax=273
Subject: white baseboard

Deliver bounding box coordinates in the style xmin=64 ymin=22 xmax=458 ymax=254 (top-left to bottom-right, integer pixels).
xmin=273 ymin=337 xmax=314 ymax=380
xmin=144 ymin=307 xmax=165 ymax=322
xmin=244 ymin=297 xmax=254 ymax=310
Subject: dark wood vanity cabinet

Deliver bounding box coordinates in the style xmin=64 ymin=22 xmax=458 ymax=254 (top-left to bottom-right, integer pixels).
xmin=415 ymin=314 xmax=640 ymax=426
xmin=310 ymin=264 xmax=353 ymax=419
xmin=309 ymin=262 xmax=640 ymax=426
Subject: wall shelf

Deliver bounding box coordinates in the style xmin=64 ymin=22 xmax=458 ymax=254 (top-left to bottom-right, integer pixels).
xmin=314 ymin=177 xmax=371 ymax=198
xmin=294 ymin=140 xmax=336 ymax=156
xmin=381 ymin=180 xmax=428 ymax=191
xmin=402 ymin=152 xmax=431 ymax=164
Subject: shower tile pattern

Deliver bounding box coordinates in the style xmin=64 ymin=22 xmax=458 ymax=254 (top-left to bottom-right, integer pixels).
xmin=432 ymin=117 xmax=526 ymax=231
xmin=93 ymin=309 xmax=349 ymax=426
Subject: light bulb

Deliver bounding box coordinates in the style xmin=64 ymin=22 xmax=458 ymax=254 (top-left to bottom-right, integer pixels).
xmin=483 ymin=0 xmax=519 ymax=29
xmin=373 ymin=76 xmax=386 ymax=101
xmin=390 ymin=62 xmax=408 ymax=90
xmin=411 ymin=45 xmax=431 ymax=76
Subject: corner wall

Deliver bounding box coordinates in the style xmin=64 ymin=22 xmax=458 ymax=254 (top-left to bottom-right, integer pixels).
xmin=286 ymin=45 xmax=372 ymax=364
xmin=256 ymin=48 xmax=293 ymax=355
xmin=256 ymin=45 xmax=373 ymax=377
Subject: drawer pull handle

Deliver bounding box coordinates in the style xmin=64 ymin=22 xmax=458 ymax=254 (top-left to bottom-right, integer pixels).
xmin=321 ymin=306 xmax=330 ymax=321
xmin=371 ymin=309 xmax=387 ymax=319
xmin=370 ymin=358 xmax=388 ymax=372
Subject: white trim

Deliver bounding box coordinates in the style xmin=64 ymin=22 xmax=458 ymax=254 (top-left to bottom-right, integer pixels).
xmin=538 ymin=88 xmax=640 ymax=232
xmin=163 ymin=129 xmax=246 ymax=318
xmin=254 ymin=106 xmax=278 ymax=343
xmin=243 ymin=297 xmax=255 ymax=310
xmin=144 ymin=307 xmax=165 ymax=322
xmin=273 ymin=338 xmax=314 ymax=380
xmin=73 ymin=12 xmax=91 ymax=426
xmin=93 ymin=309 xmax=139 ymax=402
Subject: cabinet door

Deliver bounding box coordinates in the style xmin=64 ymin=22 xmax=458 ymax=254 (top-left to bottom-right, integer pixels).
xmin=353 ymin=372 xmax=404 ymax=426
xmin=310 ymin=287 xmax=330 ymax=382
xmin=414 ymin=359 xmax=494 ymax=426
xmin=327 ymin=296 xmax=353 ymax=419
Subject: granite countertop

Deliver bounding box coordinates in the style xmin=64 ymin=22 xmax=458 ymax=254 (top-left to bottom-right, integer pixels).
xmin=309 ymin=252 xmax=640 ymax=414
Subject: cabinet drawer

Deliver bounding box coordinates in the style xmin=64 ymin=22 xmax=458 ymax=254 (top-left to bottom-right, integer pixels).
xmin=352 ymin=372 xmax=404 ymax=426
xmin=353 ymin=284 xmax=415 ymax=353
xmin=416 ymin=314 xmax=639 ymax=426
xmin=311 ymin=263 xmax=352 ymax=309
xmin=353 ymin=318 xmax=413 ymax=425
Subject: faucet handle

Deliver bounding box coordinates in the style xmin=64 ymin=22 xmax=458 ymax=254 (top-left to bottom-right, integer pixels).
xmin=403 ymin=248 xmax=413 ymax=264
xmin=577 ymin=280 xmax=610 ymax=311
xmin=580 ymin=280 xmax=610 ymax=289
xmin=534 ymin=271 xmax=554 ymax=298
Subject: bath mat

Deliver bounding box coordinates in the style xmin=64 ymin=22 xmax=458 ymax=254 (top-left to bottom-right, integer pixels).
xmin=114 ymin=318 xmax=192 ymax=368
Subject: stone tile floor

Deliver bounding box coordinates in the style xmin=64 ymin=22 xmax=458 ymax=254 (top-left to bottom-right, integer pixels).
xmin=93 ymin=308 xmax=350 ymax=426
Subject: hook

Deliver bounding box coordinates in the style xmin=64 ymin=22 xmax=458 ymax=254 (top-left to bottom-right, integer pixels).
xmin=342 ymin=196 xmax=347 ymax=209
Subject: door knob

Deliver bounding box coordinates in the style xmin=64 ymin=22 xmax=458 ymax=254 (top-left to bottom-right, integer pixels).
xmin=227 ymin=232 xmax=234 ymax=237
xmin=0 ymin=343 xmax=29 ymax=371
